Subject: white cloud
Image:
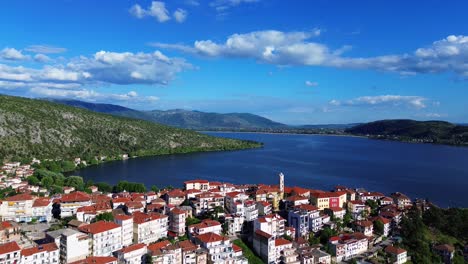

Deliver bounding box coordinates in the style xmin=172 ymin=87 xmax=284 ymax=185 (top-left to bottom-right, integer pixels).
xmin=130 ymin=1 xmax=171 ymax=22
xmin=34 ymin=54 xmax=51 ymax=63
xmin=185 ymin=0 xmax=200 ymax=6
xmin=210 ymin=0 xmax=260 ymax=12
xmin=153 ymin=31 xmax=468 ymax=78
xmin=305 ymin=80 xmax=318 ymax=87
xmin=0 ymin=49 xmax=191 ymax=87
xmin=174 ymin=8 xmax=188 ymax=23
xmin=1 ymin=48 xmax=29 ymax=61
xmin=25 ymin=45 xmax=66 ymax=54
xmin=29 ymin=87 xmax=159 ymax=103
xmin=329 ymin=95 xmax=428 ymax=109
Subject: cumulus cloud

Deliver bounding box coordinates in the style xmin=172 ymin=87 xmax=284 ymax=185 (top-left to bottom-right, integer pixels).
xmin=329 ymin=95 xmax=428 ymax=109
xmin=130 ymin=1 xmax=171 ymax=22
xmin=25 ymin=45 xmax=67 ymax=54
xmin=305 ymin=80 xmax=318 ymax=87
xmin=1 ymin=48 xmax=29 ymax=61
xmin=153 ymin=31 xmax=468 ymax=78
xmin=185 ymin=0 xmax=200 ymax=6
xmin=0 ymin=49 xmax=191 ymax=97
xmin=174 ymin=8 xmax=188 ymax=23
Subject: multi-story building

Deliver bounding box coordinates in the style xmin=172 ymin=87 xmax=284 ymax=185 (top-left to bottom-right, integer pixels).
xmin=325 ymin=207 xmax=346 ymax=219
xmin=225 ymin=192 xmax=249 ymax=214
xmin=254 ymin=214 xmax=285 ymax=238
xmin=253 ymin=230 xmax=275 ymax=263
xmin=69 ymin=256 xmax=118 ymax=264
xmin=177 ymin=240 xmax=208 ymax=264
xmin=114 ymin=243 xmax=147 ymax=264
xmin=0 ymin=194 xmax=35 ymax=222
xmin=391 ymin=192 xmax=412 ymax=209
xmin=169 ymin=208 xmax=187 ymax=237
xmin=59 ymin=229 xmax=90 ymax=263
xmin=369 ymin=216 xmax=391 ymax=237
xmin=184 ymin=180 xmax=210 ymax=191
xmin=385 ymin=246 xmax=407 ymax=264
xmin=114 ymin=214 xmax=134 ymax=247
xmin=20 ymin=243 xmax=59 ymax=264
xmin=329 ymin=233 xmax=369 ymax=262
xmin=256 ymin=201 xmax=272 ymax=216
xmin=0 ymin=241 xmax=21 ymax=264
xmin=60 ymin=192 xmax=92 ymax=217
xmin=133 ymin=212 xmax=168 ymax=245
xmin=354 ymin=220 xmax=374 ymax=236
xmin=163 ymin=189 xmax=186 ymax=206
xmin=347 ymin=200 xmax=369 ymax=220
xmin=224 ymin=214 xmax=244 ymax=236
xmin=79 ymin=221 xmax=123 ymax=257
xmin=192 ymin=192 xmax=224 ymax=216
xmin=31 ymin=197 xmax=53 ymax=222
xmin=288 ymin=204 xmax=322 ymax=238
xmin=193 ymin=232 xmax=247 ymax=264
xmin=188 ymin=219 xmax=222 ymax=238
xmin=0 ymin=221 xmax=20 ymax=244
xmin=310 ymin=192 xmax=347 ymax=210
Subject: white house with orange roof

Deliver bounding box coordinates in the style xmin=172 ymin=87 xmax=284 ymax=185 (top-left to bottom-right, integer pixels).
xmin=0 ymin=193 xmax=35 ymax=222
xmin=188 ymin=219 xmax=222 ymax=238
xmin=31 ymin=197 xmax=53 ymax=222
xmin=347 ymin=200 xmax=370 ymax=220
xmin=354 ymin=220 xmax=374 ymax=236
xmin=114 ymin=243 xmax=147 ymax=264
xmin=60 ymin=191 xmax=92 ymax=217
xmin=20 ymin=243 xmax=59 ymax=264
xmin=169 ymin=208 xmax=186 ymax=237
xmin=257 ymin=201 xmax=272 ymax=216
xmin=254 ymin=214 xmax=285 ymax=238
xmin=133 ymin=212 xmax=168 ymax=244
xmin=184 ymin=180 xmax=209 ymax=191
xmin=193 ymin=232 xmax=247 ymax=264
xmin=114 ymin=214 xmax=134 ymax=247
xmin=0 ymin=241 xmax=21 ymax=264
xmin=192 ymin=192 xmax=224 ymax=216
xmin=79 ymin=221 xmax=123 ymax=256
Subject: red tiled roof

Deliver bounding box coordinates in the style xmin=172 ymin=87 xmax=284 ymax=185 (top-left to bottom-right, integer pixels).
xmin=170 ymin=208 xmax=185 ymax=215
xmin=167 ymin=189 xmax=186 ymax=197
xmin=0 ymin=241 xmax=20 ymax=254
xmin=5 ymin=193 xmax=34 ymax=201
xmin=295 ymin=204 xmax=319 ymax=211
xmin=117 ymin=243 xmax=146 ymax=254
xmin=356 ymin=220 xmax=373 ymax=227
xmin=147 ymin=240 xmax=171 ymax=252
xmin=0 ymin=222 xmax=12 ymax=229
xmin=69 ymin=256 xmax=117 ymax=264
xmin=125 ymin=201 xmax=143 ymax=209
xmin=385 ymin=245 xmax=407 ymax=255
xmin=190 ymin=219 xmax=221 ymax=229
xmin=232 ymin=244 xmax=242 ymax=252
xmin=79 ymin=221 xmax=120 ymax=235
xmin=255 ymin=229 xmax=272 ymax=239
xmin=275 ymin=238 xmax=292 ymax=247
xmin=329 ymin=207 xmax=345 ymax=212
xmin=61 ymin=192 xmax=91 ymax=203
xmin=114 ymin=214 xmax=133 ymax=221
xmin=112 ymin=197 xmax=131 ymax=204
xmin=133 ymin=212 xmax=167 ymax=224
xmin=21 ymin=243 xmax=58 ymax=256
xmin=32 ymin=198 xmax=51 ymax=207
xmin=196 ymin=232 xmax=224 ymax=243
xmin=178 ymin=240 xmax=197 ymax=252
xmin=286 ymin=195 xmax=308 ymax=202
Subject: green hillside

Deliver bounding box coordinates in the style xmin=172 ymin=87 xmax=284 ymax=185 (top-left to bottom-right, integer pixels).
xmin=0 ymin=95 xmax=261 ymax=162
xmin=346 ymin=119 xmax=468 ymax=146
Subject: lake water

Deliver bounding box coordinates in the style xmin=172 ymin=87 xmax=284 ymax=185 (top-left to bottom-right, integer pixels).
xmin=71 ymin=132 xmax=468 ymax=208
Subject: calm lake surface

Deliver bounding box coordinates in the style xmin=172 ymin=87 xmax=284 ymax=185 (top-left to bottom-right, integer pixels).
xmin=72 ymin=132 xmax=468 ymax=208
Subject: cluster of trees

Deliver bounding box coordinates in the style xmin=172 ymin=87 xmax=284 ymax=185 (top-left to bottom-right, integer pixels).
xmin=400 ymin=206 xmax=467 ymax=264
xmin=33 ymin=160 xmax=77 ymax=173
xmin=113 ymin=181 xmax=147 ymax=193
xmin=27 ymin=169 xmax=91 ymax=195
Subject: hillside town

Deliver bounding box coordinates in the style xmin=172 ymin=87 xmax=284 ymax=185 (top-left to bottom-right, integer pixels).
xmin=0 ymin=161 xmax=461 ymax=264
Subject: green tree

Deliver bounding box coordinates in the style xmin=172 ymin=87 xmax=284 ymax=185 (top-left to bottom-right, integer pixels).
xmin=41 ymin=176 xmax=54 ymax=188
xmin=151 ymin=185 xmax=160 ymax=192
xmin=27 ymin=176 xmax=40 ymax=186
xmin=65 ymin=176 xmax=85 ymax=191
xmin=95 ymin=212 xmax=114 ymax=222
xmin=308 ymin=233 xmax=320 ymax=245
xmin=374 ymin=220 xmax=384 ymax=235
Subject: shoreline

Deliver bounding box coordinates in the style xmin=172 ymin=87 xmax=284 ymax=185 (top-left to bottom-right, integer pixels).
xmin=199 ymin=130 xmax=368 ymax=139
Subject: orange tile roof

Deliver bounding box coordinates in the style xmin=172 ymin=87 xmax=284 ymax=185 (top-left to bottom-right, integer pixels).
xmin=5 ymin=193 xmax=34 ymax=201
xmin=385 ymin=245 xmax=407 ymax=255
xmin=69 ymin=256 xmax=117 ymax=264
xmin=190 ymin=219 xmax=221 ymax=229
xmin=178 ymin=240 xmax=197 ymax=252
xmin=196 ymin=232 xmax=224 ymax=243
xmin=61 ymin=192 xmax=91 ymax=203
xmin=21 ymin=243 xmax=58 ymax=256
xmin=0 ymin=241 xmax=20 ymax=254
xmin=275 ymin=238 xmax=292 ymax=247
xmin=133 ymin=212 xmax=167 ymax=224
xmin=114 ymin=214 xmax=133 ymax=221
xmin=147 ymin=240 xmax=171 ymax=252
xmin=184 ymin=179 xmax=209 ymax=184
xmin=32 ymin=198 xmax=51 ymax=207
xmin=117 ymin=243 xmax=146 ymax=254
xmin=232 ymin=244 xmax=242 ymax=252
xmin=79 ymin=221 xmax=120 ymax=235
xmin=255 ymin=229 xmax=272 ymax=239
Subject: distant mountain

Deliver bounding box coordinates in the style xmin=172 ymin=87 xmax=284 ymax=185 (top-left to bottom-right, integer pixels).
xmin=346 ymin=119 xmax=468 ymax=146
xmin=50 ymin=99 xmax=287 ymax=130
xmin=0 ymin=95 xmax=260 ymax=162
xmin=299 ymin=123 xmax=362 ymax=129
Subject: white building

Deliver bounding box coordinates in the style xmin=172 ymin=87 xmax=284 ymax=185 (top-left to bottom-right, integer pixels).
xmin=184 ymin=180 xmax=210 ymax=191
xmin=133 ymin=212 xmax=168 ymax=245
xmin=385 ymin=246 xmax=407 ymax=264
xmin=79 ymin=221 xmax=123 ymax=256
xmin=20 ymin=243 xmax=59 ymax=264
xmin=254 ymin=214 xmax=285 ymax=238
xmin=59 ymin=229 xmax=90 ymax=263
xmin=0 ymin=241 xmax=20 ymax=264
xmin=193 ymin=232 xmax=247 ymax=264
xmin=114 ymin=243 xmax=147 ymax=264
xmin=59 ymin=192 xmax=92 ymax=217
xmin=188 ymin=219 xmax=222 ymax=238
xmin=224 ymin=214 xmax=244 ymax=236
xmin=329 ymin=233 xmax=369 ymax=262
xmin=169 ymin=208 xmax=187 ymax=237
xmin=114 ymin=214 xmax=134 ymax=247
xmin=288 ymin=204 xmax=322 ymax=238
xmin=347 ymin=200 xmax=369 ymax=220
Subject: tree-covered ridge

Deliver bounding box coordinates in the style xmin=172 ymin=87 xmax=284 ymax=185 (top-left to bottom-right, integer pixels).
xmin=346 ymin=119 xmax=468 ymax=146
xmin=0 ymin=95 xmax=261 ymax=162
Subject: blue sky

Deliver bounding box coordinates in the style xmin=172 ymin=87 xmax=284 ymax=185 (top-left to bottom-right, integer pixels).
xmin=0 ymin=0 xmax=467 ymax=124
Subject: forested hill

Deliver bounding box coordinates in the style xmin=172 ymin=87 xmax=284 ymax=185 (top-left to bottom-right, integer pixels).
xmin=49 ymin=99 xmax=287 ymax=130
xmin=346 ymin=119 xmax=468 ymax=146
xmin=0 ymin=95 xmax=261 ymax=162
